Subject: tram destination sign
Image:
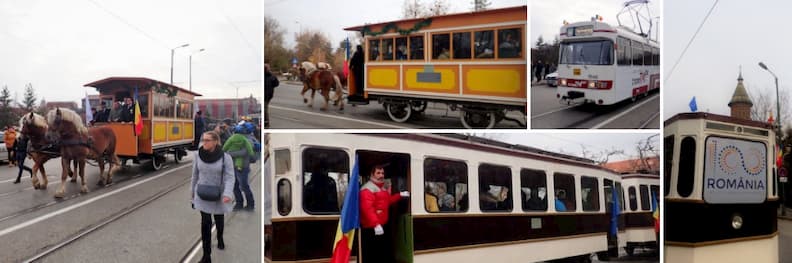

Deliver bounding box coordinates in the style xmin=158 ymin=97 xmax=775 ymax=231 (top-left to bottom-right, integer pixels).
xmin=704 ymin=137 xmax=767 ymax=204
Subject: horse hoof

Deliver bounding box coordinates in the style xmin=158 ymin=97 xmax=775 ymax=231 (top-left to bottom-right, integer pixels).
xmin=97 ymin=180 xmax=104 ymax=186
xmin=107 ymin=179 xmax=113 ymax=185
xmin=54 ymin=192 xmax=64 ymax=198
xmin=303 ymin=99 xmax=308 ymax=103
xmin=40 ymin=184 xmax=47 ymax=190
xmin=33 ymin=184 xmax=39 ymax=189
xmin=80 ymin=186 xmax=88 ymax=193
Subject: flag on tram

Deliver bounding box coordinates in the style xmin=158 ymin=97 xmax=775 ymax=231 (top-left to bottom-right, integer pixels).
xmin=777 ymin=144 xmax=784 ymax=169
xmin=330 ymin=155 xmax=360 ymax=263
xmin=652 ymin=194 xmax=659 ymax=234
xmin=84 ymin=93 xmax=93 ymax=125
xmin=688 ymin=96 xmax=697 ymax=112
xmin=343 ymin=37 xmax=350 ymax=78
xmin=610 ymin=185 xmax=620 ymax=236
xmin=133 ymin=87 xmax=143 ymax=135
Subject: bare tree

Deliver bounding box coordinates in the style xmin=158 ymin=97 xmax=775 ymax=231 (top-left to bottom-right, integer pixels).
xmin=428 ymin=0 xmax=450 ymax=16
xmin=472 ymin=0 xmax=491 ymax=11
xmin=635 ymin=134 xmax=660 ymax=172
xmin=750 ymin=85 xmax=791 ymax=125
xmin=403 ymin=0 xmax=449 ymax=18
xmin=579 ymin=145 xmax=625 ymax=165
xmin=294 ymin=29 xmax=334 ymax=65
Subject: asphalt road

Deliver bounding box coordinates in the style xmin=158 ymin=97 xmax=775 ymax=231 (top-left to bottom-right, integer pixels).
xmin=267 ymin=81 xmax=526 ymax=129
xmin=780 ymin=218 xmax=792 ymax=262
xmin=0 ymin=153 xmax=261 ymax=262
xmin=531 ymin=82 xmax=661 ymax=129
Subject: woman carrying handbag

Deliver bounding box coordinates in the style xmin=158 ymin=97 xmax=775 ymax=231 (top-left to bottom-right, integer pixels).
xmin=191 ymin=131 xmax=235 ymax=263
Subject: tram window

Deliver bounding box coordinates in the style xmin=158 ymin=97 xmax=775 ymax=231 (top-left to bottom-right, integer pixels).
xmin=409 ymin=35 xmax=424 ymax=60
xmin=628 ymin=186 xmax=637 ymax=211
xmin=153 ymin=94 xmax=174 ymax=118
xmin=497 ymin=28 xmax=522 ymax=58
xmin=617 ymin=37 xmax=630 ymax=66
xmin=424 ymin=158 xmax=468 ymax=213
xmin=274 ymin=149 xmax=290 ymax=175
xmin=677 ymin=137 xmax=696 ymax=197
xmin=553 ymin=173 xmax=576 ymax=212
xmin=138 ymin=94 xmax=149 ymax=118
xmin=432 ymin=33 xmax=451 ymax=60
xmin=581 ymin=176 xmax=600 ymax=211
xmin=368 ymin=39 xmax=380 ymax=61
xmin=616 ymin=182 xmax=626 ymax=211
xmin=395 ymin=37 xmax=408 ymax=60
xmin=604 ymin=179 xmax=613 ymax=213
xmin=382 ymin=38 xmax=394 ymax=61
xmin=302 ymin=148 xmax=350 ymax=214
xmin=650 ymin=185 xmax=660 ymax=210
xmin=664 ymin=136 xmax=674 ymax=196
xmin=452 ymin=32 xmax=472 ymax=59
xmin=643 ymin=45 xmax=651 ymax=67
xmin=474 ymin=30 xmax=494 ymax=58
xmin=559 ymin=40 xmax=613 ymax=65
xmin=479 ymin=164 xmax=513 ymax=212
xmin=520 ymin=169 xmax=548 ymax=211
xmin=176 ymin=99 xmax=192 ymax=119
xmin=639 ymin=185 xmax=651 ymax=211
xmin=631 ymin=41 xmax=643 ymax=66
xmin=653 ymin=47 xmax=660 ymax=65
xmin=277 ymin=179 xmax=292 ymax=216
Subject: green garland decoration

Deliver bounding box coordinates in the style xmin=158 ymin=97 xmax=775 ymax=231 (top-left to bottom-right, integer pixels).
xmin=150 ymin=81 xmax=178 ymax=97
xmin=360 ymin=18 xmax=432 ymax=37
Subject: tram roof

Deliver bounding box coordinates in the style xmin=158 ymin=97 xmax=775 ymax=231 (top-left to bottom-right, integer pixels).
xmin=343 ymin=5 xmax=526 ymax=32
xmin=84 ymin=77 xmax=203 ymax=97
xmin=664 ymin=112 xmax=773 ymax=130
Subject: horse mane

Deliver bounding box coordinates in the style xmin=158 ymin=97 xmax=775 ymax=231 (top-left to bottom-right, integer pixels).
xmin=19 ymin=112 xmax=47 ymax=130
xmin=46 ymin=108 xmax=88 ymax=136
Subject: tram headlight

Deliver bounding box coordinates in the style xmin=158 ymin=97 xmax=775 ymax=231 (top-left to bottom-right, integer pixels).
xmin=560 ymin=79 xmax=567 ymax=86
xmin=731 ymin=214 xmax=743 ymax=229
xmin=588 ymin=82 xmax=595 ymax=89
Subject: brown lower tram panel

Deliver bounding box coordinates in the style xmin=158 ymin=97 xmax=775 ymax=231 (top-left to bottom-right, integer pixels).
xmin=665 ymin=200 xmax=777 ymax=243
xmin=625 ymin=212 xmax=654 ymax=228
xmin=269 ymin=213 xmax=610 ymax=261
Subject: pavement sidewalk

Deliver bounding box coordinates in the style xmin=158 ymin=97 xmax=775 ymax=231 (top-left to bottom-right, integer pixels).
xmin=779 ymin=206 xmax=792 ymax=221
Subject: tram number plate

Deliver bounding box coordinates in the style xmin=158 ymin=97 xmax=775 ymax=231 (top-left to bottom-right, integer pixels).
xmin=573 ymin=68 xmax=581 ymax=76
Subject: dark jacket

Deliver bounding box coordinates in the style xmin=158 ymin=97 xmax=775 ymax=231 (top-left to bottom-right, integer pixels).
xmin=120 ymin=104 xmax=134 ymax=122
xmin=265 ymin=71 xmax=279 ymax=102
xmin=195 ymin=115 xmax=205 ymax=134
xmin=13 ymin=137 xmax=27 ymax=160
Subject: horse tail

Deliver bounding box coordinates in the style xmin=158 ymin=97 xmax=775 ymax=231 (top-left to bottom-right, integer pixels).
xmin=333 ymin=74 xmax=344 ymax=92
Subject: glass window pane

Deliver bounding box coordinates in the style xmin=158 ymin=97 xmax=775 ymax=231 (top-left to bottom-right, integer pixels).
xmin=274 ymin=149 xmax=290 ymax=175
xmin=497 ymin=28 xmax=522 ymax=58
xmin=618 ymin=37 xmax=631 ymax=66
xmin=664 ymin=136 xmax=674 ymax=196
xmin=640 ymin=185 xmax=651 ymax=211
xmin=432 ymin=33 xmax=450 ymax=59
xmin=409 ymin=36 xmax=424 ymax=60
xmin=277 ymin=179 xmax=292 ymax=216
xmin=452 ymin=32 xmax=471 ymax=59
xmin=581 ymin=176 xmax=600 ymax=211
xmin=604 ymin=179 xmax=613 ymax=213
xmin=559 ymin=40 xmax=613 ymax=65
xmin=382 ymin=38 xmax=394 ymax=60
xmin=650 ymin=185 xmax=660 ymax=210
xmin=632 ymin=41 xmax=643 ymax=66
xmin=395 ymin=37 xmax=408 ymax=60
xmin=521 ymin=169 xmax=548 ymax=211
xmin=302 ymin=148 xmax=349 ymax=214
xmin=553 ymin=173 xmax=576 ymax=212
xmin=628 ymin=186 xmax=637 ymax=211
xmin=678 ymin=137 xmax=696 ymax=197
xmin=424 ymin=158 xmax=468 ymax=213
xmin=616 ymin=182 xmax=625 ymax=211
xmin=479 ymin=164 xmax=513 ymax=212
xmin=474 ymin=30 xmax=494 ymax=58
xmin=368 ymin=39 xmax=380 ymax=61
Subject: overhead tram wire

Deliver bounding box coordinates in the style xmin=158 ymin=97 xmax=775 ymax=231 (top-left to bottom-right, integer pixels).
xmin=664 ymin=0 xmax=719 ymax=83
xmin=216 ymin=0 xmax=263 ymax=61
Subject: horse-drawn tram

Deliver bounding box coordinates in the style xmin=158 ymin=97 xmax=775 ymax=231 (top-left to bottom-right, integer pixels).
xmin=84 ymin=77 xmax=201 ymax=170
xmin=664 ymin=113 xmax=778 ymax=262
xmin=265 ymin=133 xmax=659 ymax=263
xmin=343 ymin=6 xmax=527 ymax=129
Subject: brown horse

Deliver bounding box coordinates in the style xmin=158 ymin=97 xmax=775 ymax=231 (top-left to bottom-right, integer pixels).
xmin=299 ymin=62 xmax=345 ymax=111
xmin=47 ymin=108 xmax=120 ymax=198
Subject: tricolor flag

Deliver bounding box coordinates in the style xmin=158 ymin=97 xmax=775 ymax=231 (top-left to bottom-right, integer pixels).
xmin=343 ymin=37 xmax=350 ymax=78
xmin=84 ymin=93 xmax=93 ymax=125
xmin=610 ymin=184 xmax=621 ymax=236
xmin=330 ymin=155 xmax=360 ymax=263
xmin=651 ymin=193 xmax=659 ymax=234
xmin=133 ymin=86 xmax=143 ymax=136
xmin=777 ymin=144 xmax=784 ymax=169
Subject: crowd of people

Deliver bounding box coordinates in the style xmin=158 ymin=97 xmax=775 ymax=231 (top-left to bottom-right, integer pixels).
xmin=89 ymin=97 xmax=136 ymax=125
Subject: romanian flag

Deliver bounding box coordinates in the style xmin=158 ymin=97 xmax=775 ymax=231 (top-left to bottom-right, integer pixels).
xmin=133 ymin=86 xmax=143 ymax=136
xmin=342 ymin=37 xmax=350 ymax=78
xmin=777 ymin=144 xmax=784 ymax=169
xmin=652 ymin=194 xmax=660 ymax=234
xmin=330 ymin=155 xmax=360 ymax=263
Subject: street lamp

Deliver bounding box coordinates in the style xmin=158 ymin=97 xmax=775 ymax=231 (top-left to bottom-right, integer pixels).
xmin=189 ymin=48 xmax=205 ymax=91
xmin=759 ymin=61 xmax=784 ymax=215
xmin=170 ymin=43 xmax=190 ymax=85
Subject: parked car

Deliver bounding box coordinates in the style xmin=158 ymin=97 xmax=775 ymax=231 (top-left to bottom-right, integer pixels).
xmin=545 ymin=71 xmax=558 ymax=87
xmin=0 ymin=132 xmax=9 ymax=164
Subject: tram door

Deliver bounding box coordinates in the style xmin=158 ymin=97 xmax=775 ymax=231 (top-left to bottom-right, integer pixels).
xmin=603 ymin=179 xmax=619 ymax=258
xmin=356 ymin=150 xmax=413 ymax=263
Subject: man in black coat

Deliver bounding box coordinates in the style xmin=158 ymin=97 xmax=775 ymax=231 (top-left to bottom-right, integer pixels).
xmin=120 ymin=97 xmax=134 ymax=123
xmin=194 ymin=110 xmax=205 ymax=147
xmin=348 ymin=45 xmax=365 ymax=102
xmin=534 ymin=60 xmax=544 ymax=83
xmin=264 ymin=63 xmax=279 ymax=129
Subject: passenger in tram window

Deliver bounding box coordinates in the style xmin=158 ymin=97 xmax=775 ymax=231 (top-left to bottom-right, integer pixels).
xmin=498 ymin=30 xmax=521 ymax=58
xmin=95 ymin=102 xmax=109 ymax=122
xmin=474 ymin=30 xmax=494 ymax=58
xmin=524 ymin=188 xmax=548 ymax=211
xmin=425 ymin=185 xmax=439 ymax=212
xmin=89 ymin=108 xmax=97 ymax=126
xmin=432 ymin=34 xmax=450 ymax=59
xmin=360 ymin=164 xmax=409 ymax=263
xmin=457 ymin=192 xmax=469 ymax=211
xmin=440 ymin=194 xmax=456 ymax=212
xmin=480 ymin=185 xmax=509 ymax=211
xmin=555 ymin=189 xmax=568 ymax=212
xmin=396 ymin=44 xmax=408 ymax=60
xmin=303 ymin=165 xmax=340 ymax=213
xmin=119 ymin=97 xmax=134 ymax=123
xmin=436 ymin=48 xmax=450 ymax=60
xmin=109 ymin=100 xmax=121 ymax=122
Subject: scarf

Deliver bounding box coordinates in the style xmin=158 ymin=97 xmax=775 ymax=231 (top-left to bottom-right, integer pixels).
xmin=199 ymin=146 xmax=223 ymax=163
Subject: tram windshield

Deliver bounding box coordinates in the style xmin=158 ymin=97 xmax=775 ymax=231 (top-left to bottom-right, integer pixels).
xmin=559 ymin=40 xmax=613 ymax=65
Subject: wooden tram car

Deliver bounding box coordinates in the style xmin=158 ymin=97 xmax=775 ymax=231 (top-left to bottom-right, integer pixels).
xmin=84 ymin=77 xmax=201 ymax=170
xmin=343 ymin=6 xmax=527 ymax=129
xmin=664 ymin=113 xmax=778 ymax=262
xmin=265 ymin=133 xmax=658 ymax=263
xmin=620 ymin=173 xmax=659 ymax=255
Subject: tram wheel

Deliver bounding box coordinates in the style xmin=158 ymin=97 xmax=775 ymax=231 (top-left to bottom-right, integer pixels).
xmin=625 ymin=245 xmax=635 ymax=256
xmin=151 ymin=154 xmax=164 ymax=171
xmin=386 ymin=102 xmax=412 ymax=123
xmin=460 ymin=109 xmax=496 ymax=129
xmin=410 ymin=101 xmax=427 ymax=113
xmin=174 ymin=150 xmax=184 ymax=163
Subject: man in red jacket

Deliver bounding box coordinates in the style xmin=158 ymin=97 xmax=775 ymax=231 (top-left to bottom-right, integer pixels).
xmin=359 ymin=164 xmax=409 ymax=263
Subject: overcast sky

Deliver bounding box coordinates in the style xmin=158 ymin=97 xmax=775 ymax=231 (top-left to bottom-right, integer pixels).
xmin=663 ymin=0 xmax=792 ymax=119
xmin=0 ymin=0 xmax=261 ymax=105
xmin=483 ymin=132 xmax=659 ymax=162
xmin=531 ymin=0 xmax=661 ymax=47
xmin=264 ymin=0 xmax=526 ymax=49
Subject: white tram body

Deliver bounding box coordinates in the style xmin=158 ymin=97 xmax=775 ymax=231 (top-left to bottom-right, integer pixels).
xmin=664 ymin=113 xmax=778 ymax=263
xmin=620 ymin=174 xmax=659 ymax=255
xmin=265 ymin=133 xmax=652 ymax=263
xmin=556 ymin=20 xmax=660 ymax=105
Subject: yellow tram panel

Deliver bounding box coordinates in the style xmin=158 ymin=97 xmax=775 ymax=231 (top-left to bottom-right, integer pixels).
xmin=403 ymin=65 xmax=458 ymax=93
xmin=168 ymin=122 xmax=181 ymax=141
xmin=153 ymin=121 xmax=168 ymax=143
xmin=462 ymin=65 xmax=526 ymax=98
xmin=367 ymin=66 xmax=400 ymax=90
